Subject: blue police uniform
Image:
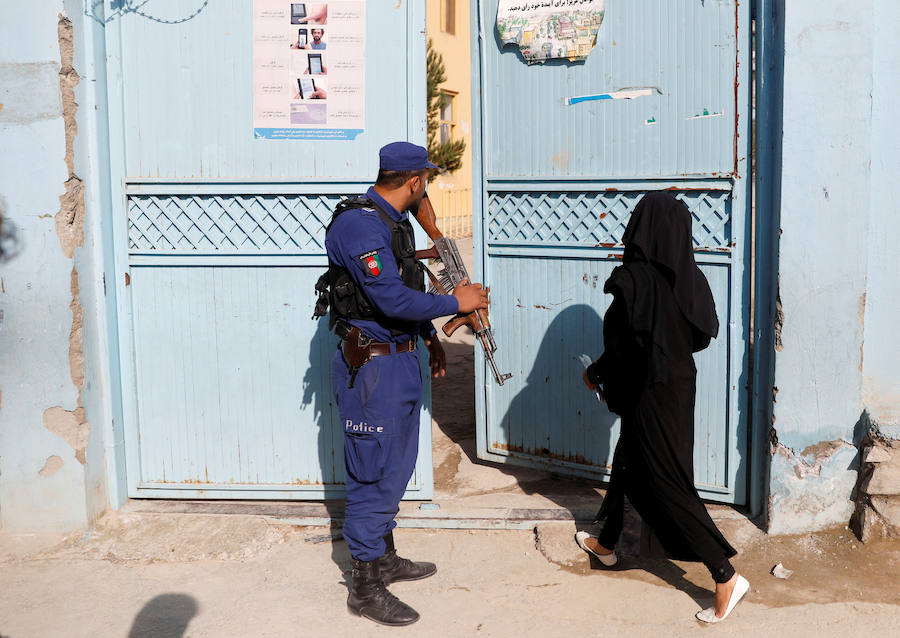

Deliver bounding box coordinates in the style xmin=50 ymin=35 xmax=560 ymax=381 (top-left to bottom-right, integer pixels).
xmin=326 ymin=187 xmax=457 ymax=562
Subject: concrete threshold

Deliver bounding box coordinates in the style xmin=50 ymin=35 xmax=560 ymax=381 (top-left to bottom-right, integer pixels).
xmin=123 ymin=498 xmax=748 ymax=531
xmin=122 ymin=499 xmax=593 ymax=530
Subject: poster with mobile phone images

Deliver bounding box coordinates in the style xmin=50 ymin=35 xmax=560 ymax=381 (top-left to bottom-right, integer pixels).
xmin=254 ymin=1 xmax=365 ymax=140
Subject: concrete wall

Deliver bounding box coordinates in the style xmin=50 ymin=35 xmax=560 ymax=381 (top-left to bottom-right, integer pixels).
xmin=861 ymin=0 xmax=900 ymax=440
xmin=2 ymin=1 xmax=897 ymax=534
xmin=769 ymin=0 xmax=900 ymax=534
xmin=0 ymin=3 xmax=113 ymax=530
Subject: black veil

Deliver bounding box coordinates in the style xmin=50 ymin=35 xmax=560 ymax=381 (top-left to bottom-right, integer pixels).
xmin=621 ymin=191 xmax=719 ymax=343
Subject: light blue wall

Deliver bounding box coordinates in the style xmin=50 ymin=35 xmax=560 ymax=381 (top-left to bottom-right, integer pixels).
xmin=861 ymin=0 xmax=900 ymax=439
xmin=769 ymin=0 xmax=900 ymax=533
xmin=65 ymin=0 xmax=126 ymax=516
xmin=0 ymin=1 xmax=118 ymax=530
xmin=2 ymin=1 xmax=897 ymax=533
xmin=0 ymin=1 xmax=91 ymax=530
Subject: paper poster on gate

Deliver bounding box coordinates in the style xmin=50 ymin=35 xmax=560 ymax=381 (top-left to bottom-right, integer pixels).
xmin=497 ymin=0 xmax=605 ymax=65
xmin=253 ymin=1 xmax=365 ymax=140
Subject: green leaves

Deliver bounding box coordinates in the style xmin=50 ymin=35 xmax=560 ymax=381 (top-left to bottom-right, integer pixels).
xmin=426 ymin=38 xmax=465 ymax=177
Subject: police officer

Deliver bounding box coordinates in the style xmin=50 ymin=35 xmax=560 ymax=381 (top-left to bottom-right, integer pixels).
xmin=324 ymin=141 xmax=489 ymax=626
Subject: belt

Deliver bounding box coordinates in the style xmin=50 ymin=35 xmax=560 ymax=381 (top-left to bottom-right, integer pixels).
xmin=338 ymin=323 xmax=416 ymax=387
xmin=366 ymin=339 xmax=416 ymax=356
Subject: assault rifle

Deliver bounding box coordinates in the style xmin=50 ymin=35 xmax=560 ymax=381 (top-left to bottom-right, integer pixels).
xmin=413 ymin=196 xmax=512 ymax=386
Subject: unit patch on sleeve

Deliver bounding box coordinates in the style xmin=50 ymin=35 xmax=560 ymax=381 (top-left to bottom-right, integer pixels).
xmin=359 ymin=250 xmax=383 ymax=277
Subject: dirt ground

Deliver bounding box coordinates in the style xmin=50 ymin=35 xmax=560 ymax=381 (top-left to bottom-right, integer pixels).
xmin=2 ymin=512 xmax=899 ymax=638
xmin=429 ymin=318 xmax=900 ymax=613
xmin=2 ymin=239 xmax=899 ymax=636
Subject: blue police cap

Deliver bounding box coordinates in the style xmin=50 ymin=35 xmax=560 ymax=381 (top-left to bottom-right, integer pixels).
xmin=379 ymin=141 xmax=439 ymax=171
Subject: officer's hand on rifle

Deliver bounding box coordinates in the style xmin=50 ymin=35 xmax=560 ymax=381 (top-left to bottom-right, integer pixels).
xmin=424 ymin=336 xmax=446 ymax=378
xmin=453 ymin=278 xmax=489 ymax=313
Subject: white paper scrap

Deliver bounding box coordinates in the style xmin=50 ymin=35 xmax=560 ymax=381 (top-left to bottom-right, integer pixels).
xmin=771 ymin=562 xmax=794 ymax=579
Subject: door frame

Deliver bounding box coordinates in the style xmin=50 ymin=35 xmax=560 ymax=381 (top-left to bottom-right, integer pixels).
xmin=100 ymin=0 xmax=433 ymax=501
xmin=469 ymin=0 xmax=763 ymax=510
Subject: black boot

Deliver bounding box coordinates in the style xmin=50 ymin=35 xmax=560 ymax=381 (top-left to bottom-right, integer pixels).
xmin=376 ymin=531 xmax=437 ymax=585
xmin=347 ymin=558 xmax=420 ymax=626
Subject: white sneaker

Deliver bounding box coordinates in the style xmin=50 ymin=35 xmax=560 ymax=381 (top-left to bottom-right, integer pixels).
xmin=695 ymin=574 xmax=750 ymax=623
xmin=574 ymin=531 xmax=617 ymax=566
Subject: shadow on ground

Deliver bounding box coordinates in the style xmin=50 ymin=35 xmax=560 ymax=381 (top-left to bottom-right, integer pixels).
xmin=432 ymin=336 xmax=641 ymax=543
xmin=432 ymin=334 xmax=717 ymax=607
xmin=128 ymin=593 xmax=198 ymax=638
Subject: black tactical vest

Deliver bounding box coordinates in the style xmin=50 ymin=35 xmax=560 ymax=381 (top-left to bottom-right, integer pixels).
xmin=314 ymin=197 xmax=425 ymax=337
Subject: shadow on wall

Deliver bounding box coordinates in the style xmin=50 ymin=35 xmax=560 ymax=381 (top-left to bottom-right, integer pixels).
xmin=0 ymin=198 xmax=23 ymax=262
xmin=499 ymin=303 xmax=617 ymax=476
xmin=128 ymin=593 xmax=198 ymax=638
xmin=432 ymin=303 xmax=620 ymax=522
xmin=303 ymin=315 xmax=353 ymax=580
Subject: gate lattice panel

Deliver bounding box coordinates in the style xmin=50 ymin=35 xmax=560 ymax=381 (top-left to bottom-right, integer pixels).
xmin=128 ymin=194 xmax=340 ymax=253
xmin=487 ymin=191 xmax=731 ymax=248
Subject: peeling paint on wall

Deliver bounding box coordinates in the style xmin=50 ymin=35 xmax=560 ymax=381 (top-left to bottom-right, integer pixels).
xmin=69 ymin=268 xmax=85 ymax=402
xmin=768 ymin=438 xmax=859 ymax=535
xmin=793 ymin=440 xmax=852 ymax=479
xmin=774 ymin=275 xmax=784 ymax=352
xmin=45 ymin=16 xmax=91 ymax=469
xmin=55 ymin=16 xmax=84 ymax=260
xmin=41 ymin=267 xmax=91 ymax=466
xmin=38 ymin=455 xmax=64 ymax=477
xmin=43 ymin=406 xmax=90 ymax=465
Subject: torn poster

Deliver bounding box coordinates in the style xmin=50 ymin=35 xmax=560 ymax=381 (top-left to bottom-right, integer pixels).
xmin=565 ymin=88 xmax=653 ymax=106
xmin=497 ymin=0 xmax=605 ymax=65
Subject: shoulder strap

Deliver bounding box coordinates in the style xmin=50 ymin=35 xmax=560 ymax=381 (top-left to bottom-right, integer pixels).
xmin=327 ymin=196 xmax=401 ymax=234
xmin=326 ymin=196 xmax=389 ymax=229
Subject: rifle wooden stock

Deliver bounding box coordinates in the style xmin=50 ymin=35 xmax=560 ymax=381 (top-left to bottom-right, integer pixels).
xmin=414 ymin=246 xmax=440 ymax=261
xmin=413 ymin=195 xmax=443 ymax=241
xmin=442 ymin=307 xmax=491 ymax=338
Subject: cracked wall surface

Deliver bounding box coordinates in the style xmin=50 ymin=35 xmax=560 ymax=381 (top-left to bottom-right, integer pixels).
xmin=0 ymin=3 xmax=92 ymax=531
xmin=55 ymin=16 xmax=85 ymax=260
xmin=40 ymin=265 xmax=92 ymax=467
xmin=769 ymin=1 xmax=900 ymax=533
xmin=768 ymin=439 xmax=859 ymax=534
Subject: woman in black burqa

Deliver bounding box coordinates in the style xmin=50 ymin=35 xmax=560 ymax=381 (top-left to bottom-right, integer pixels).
xmin=576 ymin=191 xmax=749 ymax=623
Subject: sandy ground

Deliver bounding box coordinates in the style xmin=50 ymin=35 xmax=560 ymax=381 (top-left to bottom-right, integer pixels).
xmin=2 ymin=515 xmax=900 ymax=638
xmin=2 ymin=237 xmax=899 ymax=636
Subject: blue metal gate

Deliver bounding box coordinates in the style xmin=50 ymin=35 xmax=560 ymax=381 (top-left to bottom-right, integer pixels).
xmin=104 ymin=2 xmax=433 ymax=499
xmin=472 ymin=0 xmax=752 ymax=504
